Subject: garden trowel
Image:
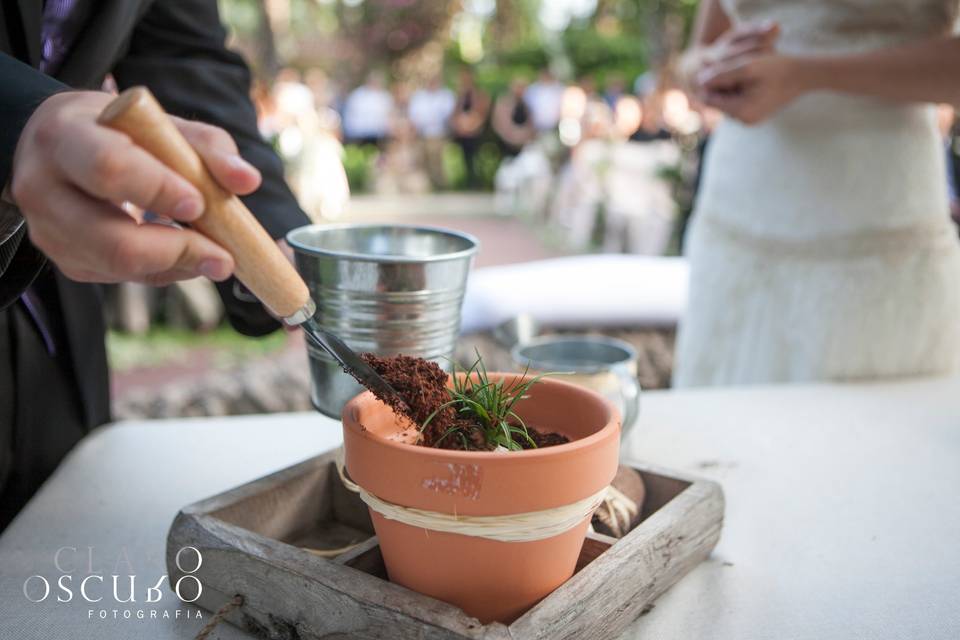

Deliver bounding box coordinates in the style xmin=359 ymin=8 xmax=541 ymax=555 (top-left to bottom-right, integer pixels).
xmin=98 ymin=87 xmax=409 ymax=416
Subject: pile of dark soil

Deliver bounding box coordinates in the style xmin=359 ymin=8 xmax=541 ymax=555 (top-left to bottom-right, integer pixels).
xmin=360 ymin=353 xmax=569 ymax=451
xmin=525 ymin=430 xmax=569 ymax=448
xmin=360 ymin=353 xmax=450 ymax=427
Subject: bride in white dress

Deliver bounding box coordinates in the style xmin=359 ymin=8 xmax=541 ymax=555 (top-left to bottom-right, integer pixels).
xmin=673 ymin=0 xmax=960 ymax=386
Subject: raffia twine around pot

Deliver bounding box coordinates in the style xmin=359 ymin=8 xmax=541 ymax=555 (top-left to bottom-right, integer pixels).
xmin=334 ymin=449 xmax=609 ymax=543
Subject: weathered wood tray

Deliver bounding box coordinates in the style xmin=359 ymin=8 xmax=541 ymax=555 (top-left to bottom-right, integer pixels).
xmin=167 ymin=449 xmax=724 ymax=639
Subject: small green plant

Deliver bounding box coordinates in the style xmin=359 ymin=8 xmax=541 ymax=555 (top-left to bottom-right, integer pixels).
xmin=421 ymin=352 xmax=549 ymax=451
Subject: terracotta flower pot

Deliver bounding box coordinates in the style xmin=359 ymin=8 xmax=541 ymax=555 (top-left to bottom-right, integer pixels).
xmin=341 ymin=373 xmax=620 ymax=624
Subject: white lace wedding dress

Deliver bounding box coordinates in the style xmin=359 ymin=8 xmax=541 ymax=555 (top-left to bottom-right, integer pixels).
xmin=674 ymin=0 xmax=960 ymax=386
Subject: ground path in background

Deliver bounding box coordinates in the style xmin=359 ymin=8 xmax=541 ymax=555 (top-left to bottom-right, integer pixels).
xmin=342 ymin=192 xmax=559 ymax=267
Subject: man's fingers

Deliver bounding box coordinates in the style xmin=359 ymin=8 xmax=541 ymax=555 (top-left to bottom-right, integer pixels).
xmin=176 ymin=119 xmax=261 ymax=196
xmin=52 ymin=100 xmax=259 ymax=226
xmin=98 ymin=216 xmax=236 ymax=283
xmin=201 ymin=149 xmax=262 ymax=196
xmin=39 ymin=184 xmax=235 ymax=284
xmin=122 ymin=223 xmax=235 ymax=283
xmin=175 ymin=117 xmax=240 ymax=155
xmin=55 ymin=125 xmax=205 ymax=222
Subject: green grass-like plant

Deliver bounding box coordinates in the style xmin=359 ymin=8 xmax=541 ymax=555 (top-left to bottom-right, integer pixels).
xmin=421 ymin=352 xmax=550 ymax=451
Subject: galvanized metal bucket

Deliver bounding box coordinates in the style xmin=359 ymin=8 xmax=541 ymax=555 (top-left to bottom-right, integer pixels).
xmin=511 ymin=335 xmax=641 ymax=441
xmin=287 ymin=223 xmax=479 ymax=418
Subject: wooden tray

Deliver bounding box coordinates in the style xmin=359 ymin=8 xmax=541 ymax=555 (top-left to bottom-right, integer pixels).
xmin=167 ymin=449 xmax=724 ymax=639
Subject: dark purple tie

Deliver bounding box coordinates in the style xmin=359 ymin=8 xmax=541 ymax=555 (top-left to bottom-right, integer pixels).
xmin=39 ymin=0 xmax=87 ymax=75
xmin=20 ymin=0 xmax=88 ymax=355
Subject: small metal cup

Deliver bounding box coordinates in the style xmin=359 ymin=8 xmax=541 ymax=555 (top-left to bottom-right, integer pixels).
xmin=511 ymin=335 xmax=641 ymax=440
xmin=287 ymin=223 xmax=479 ymax=417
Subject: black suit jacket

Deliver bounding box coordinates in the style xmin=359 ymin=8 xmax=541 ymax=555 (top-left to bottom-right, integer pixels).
xmin=0 ymin=0 xmax=309 ymax=523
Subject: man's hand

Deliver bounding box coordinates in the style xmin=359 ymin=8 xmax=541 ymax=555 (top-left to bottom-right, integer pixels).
xmin=11 ymin=90 xmax=262 ymax=286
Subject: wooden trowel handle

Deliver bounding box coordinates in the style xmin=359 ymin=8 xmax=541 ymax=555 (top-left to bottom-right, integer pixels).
xmin=98 ymin=86 xmax=311 ymax=320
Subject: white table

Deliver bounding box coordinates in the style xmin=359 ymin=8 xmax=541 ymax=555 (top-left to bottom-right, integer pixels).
xmin=1 ymin=377 xmax=959 ymax=639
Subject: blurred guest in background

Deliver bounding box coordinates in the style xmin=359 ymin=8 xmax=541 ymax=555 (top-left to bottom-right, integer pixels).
xmin=253 ymin=78 xmax=282 ymax=142
xmin=270 ymin=69 xmax=314 ymax=160
xmin=376 ymin=82 xmax=431 ymax=194
xmin=677 ymin=104 xmax=724 ymax=250
xmin=376 ymin=118 xmax=431 ymax=195
xmin=634 ymin=71 xmax=658 ymax=101
xmin=578 ymin=74 xmax=600 ymax=103
xmin=603 ymin=73 xmax=627 ymax=109
xmin=630 ymin=75 xmax=673 ymax=143
xmin=389 ymin=80 xmax=413 ymax=132
xmin=493 ymin=78 xmax=536 ymax=157
xmin=579 ymin=91 xmax=614 ymax=141
xmin=451 ymin=67 xmax=491 ymax=189
xmin=408 ymin=75 xmax=456 ymax=189
xmin=525 ymin=69 xmax=565 ymax=133
xmin=273 ymin=68 xmax=314 ymax=126
xmin=304 ymin=68 xmax=341 ymax=125
xmin=938 ymin=104 xmax=960 ymax=229
xmin=342 ymin=70 xmax=394 ymax=147
xmin=293 ymin=70 xmax=350 ymax=221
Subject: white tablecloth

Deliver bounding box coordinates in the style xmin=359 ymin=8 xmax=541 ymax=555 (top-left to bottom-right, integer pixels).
xmin=460 ymin=255 xmax=689 ymax=333
xmin=1 ymin=377 xmax=959 ymax=639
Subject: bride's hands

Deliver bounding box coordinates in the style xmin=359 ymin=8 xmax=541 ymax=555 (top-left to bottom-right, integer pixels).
xmin=696 ymin=53 xmax=810 ymax=125
xmin=703 ymin=21 xmax=780 ymax=67
xmin=680 ymin=21 xmax=780 ymax=90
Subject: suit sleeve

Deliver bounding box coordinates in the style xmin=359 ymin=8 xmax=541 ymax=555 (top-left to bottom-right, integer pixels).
xmin=112 ymin=0 xmax=310 ymax=336
xmin=0 ymin=53 xmax=68 ymax=310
